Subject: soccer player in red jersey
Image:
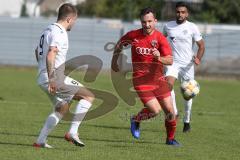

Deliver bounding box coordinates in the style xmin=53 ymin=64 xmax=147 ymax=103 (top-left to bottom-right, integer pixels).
xmin=111 ymin=7 xmax=180 ymax=146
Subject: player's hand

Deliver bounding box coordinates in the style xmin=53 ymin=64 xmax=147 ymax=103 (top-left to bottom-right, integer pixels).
xmin=152 ymin=48 xmax=160 ymax=59
xmin=193 ymin=56 xmax=201 ymax=65
xmin=48 ymin=81 xmax=56 ymax=95
xmin=111 ymin=61 xmax=120 ymax=72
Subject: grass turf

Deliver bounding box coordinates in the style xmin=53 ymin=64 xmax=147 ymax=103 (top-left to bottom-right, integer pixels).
xmin=0 ymin=67 xmax=240 ymax=160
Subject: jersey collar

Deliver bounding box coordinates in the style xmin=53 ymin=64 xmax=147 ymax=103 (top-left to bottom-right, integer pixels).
xmin=53 ymin=23 xmax=66 ymax=31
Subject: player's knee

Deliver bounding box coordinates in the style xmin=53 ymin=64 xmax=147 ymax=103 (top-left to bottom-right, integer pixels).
xmin=166 ymin=112 xmax=175 ymax=121
xmin=86 ymin=96 xmax=94 ymax=103
xmin=55 ymin=104 xmax=69 ymax=116
xmin=55 ymin=101 xmax=69 ymax=115
xmin=152 ymin=108 xmax=161 ymax=115
xmin=83 ymin=93 xmax=95 ymax=103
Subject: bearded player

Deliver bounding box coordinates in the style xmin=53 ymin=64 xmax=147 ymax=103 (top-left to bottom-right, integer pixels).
xmin=163 ymin=1 xmax=205 ymax=132
xmin=112 ymin=7 xmax=180 ymax=146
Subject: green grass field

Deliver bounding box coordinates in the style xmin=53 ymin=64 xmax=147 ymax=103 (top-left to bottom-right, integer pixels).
xmin=0 ymin=67 xmax=240 ymax=160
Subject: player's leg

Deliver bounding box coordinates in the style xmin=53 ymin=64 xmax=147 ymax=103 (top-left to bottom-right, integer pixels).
xmin=64 ymin=77 xmax=94 ymax=146
xmin=68 ymin=86 xmax=94 ymax=135
xmin=35 ymin=102 xmax=69 ymax=146
xmin=166 ymin=76 xmax=178 ymax=115
xmin=34 ymin=84 xmax=70 ymax=148
xmin=134 ymin=98 xmax=162 ymax=122
xmin=67 ymin=87 xmax=94 ymax=133
xmin=158 ymin=96 xmax=180 ymax=146
xmin=165 ymin=64 xmax=179 ymax=116
xmin=183 ymin=99 xmax=192 ymax=132
xmin=180 ymin=64 xmax=195 ymax=132
xmin=131 ymin=97 xmax=162 ymax=139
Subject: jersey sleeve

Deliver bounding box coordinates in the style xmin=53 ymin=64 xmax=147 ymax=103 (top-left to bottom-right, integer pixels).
xmin=162 ymin=24 xmax=168 ymax=37
xmin=48 ymin=32 xmax=62 ymax=50
xmin=118 ymin=31 xmax=134 ymax=47
xmin=158 ymin=34 xmax=172 ymax=57
xmin=192 ymin=24 xmax=202 ymax=42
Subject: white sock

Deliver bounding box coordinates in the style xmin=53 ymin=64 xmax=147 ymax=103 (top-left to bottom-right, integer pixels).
xmin=171 ymin=90 xmax=178 ymax=115
xmin=183 ymin=99 xmax=193 ymax=123
xmin=69 ymin=99 xmax=92 ymax=135
xmin=37 ymin=112 xmax=63 ymax=144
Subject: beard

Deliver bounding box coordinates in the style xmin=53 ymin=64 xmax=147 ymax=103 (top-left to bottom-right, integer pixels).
xmin=176 ymin=17 xmax=186 ymax=24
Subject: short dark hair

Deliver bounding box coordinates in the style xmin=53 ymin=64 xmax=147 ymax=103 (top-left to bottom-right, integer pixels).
xmin=176 ymin=1 xmax=189 ymax=10
xmin=57 ymin=3 xmax=78 ymax=21
xmin=139 ymin=7 xmax=156 ymax=19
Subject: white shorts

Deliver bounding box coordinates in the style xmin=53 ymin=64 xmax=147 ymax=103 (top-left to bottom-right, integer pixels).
xmin=39 ymin=76 xmax=83 ymax=107
xmin=165 ymin=62 xmax=194 ymax=81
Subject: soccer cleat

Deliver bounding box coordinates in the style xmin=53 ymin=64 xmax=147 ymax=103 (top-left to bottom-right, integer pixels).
xmin=130 ymin=117 xmax=140 ymax=139
xmin=166 ymin=139 xmax=181 ymax=147
xmin=33 ymin=143 xmax=53 ymax=149
xmin=64 ymin=133 xmax=85 ymax=147
xmin=183 ymin=122 xmax=191 ymax=133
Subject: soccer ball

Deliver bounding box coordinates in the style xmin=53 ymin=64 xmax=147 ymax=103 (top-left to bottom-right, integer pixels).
xmin=180 ymin=79 xmax=200 ymax=100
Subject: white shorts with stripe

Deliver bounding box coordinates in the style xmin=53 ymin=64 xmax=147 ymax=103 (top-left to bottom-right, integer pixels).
xmin=165 ymin=61 xmax=194 ymax=81
xmin=39 ymin=76 xmax=83 ymax=107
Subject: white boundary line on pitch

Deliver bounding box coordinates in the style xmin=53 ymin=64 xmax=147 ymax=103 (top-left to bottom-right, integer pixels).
xmin=0 ymin=100 xmax=226 ymax=115
xmin=0 ymin=100 xmax=49 ymax=106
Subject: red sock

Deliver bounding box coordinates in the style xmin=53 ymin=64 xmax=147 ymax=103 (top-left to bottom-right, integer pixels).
xmin=133 ymin=108 xmax=156 ymax=122
xmin=165 ymin=119 xmax=176 ymax=140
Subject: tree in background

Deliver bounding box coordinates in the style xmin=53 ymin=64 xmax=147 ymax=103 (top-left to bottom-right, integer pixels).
xmin=193 ymin=0 xmax=240 ymax=24
xmin=76 ymin=0 xmax=165 ymax=21
xmin=76 ymin=0 xmax=240 ymax=24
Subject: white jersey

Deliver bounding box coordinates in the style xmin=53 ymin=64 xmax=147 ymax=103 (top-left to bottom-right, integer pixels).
xmin=163 ymin=20 xmax=202 ymax=64
xmin=36 ymin=23 xmax=69 ymax=85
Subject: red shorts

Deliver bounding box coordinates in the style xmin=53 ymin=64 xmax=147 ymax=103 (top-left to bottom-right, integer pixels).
xmin=133 ymin=77 xmax=171 ymax=104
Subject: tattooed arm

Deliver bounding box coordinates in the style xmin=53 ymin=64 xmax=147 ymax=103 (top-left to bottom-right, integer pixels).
xmin=35 ymin=47 xmax=39 ymax=62
xmin=46 ymin=46 xmax=58 ymax=95
xmin=111 ymin=41 xmax=123 ymax=72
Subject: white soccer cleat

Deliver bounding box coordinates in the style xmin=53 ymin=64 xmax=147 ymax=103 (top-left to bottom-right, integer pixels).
xmin=64 ymin=133 xmax=85 ymax=147
xmin=33 ymin=142 xmax=53 ymax=149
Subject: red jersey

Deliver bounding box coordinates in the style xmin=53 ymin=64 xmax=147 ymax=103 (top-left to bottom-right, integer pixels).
xmin=120 ymin=28 xmax=172 ymax=81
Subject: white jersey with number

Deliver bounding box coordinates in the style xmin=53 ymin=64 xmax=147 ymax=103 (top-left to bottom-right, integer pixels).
xmin=36 ymin=23 xmax=68 ymax=85
xmin=163 ymin=20 xmax=202 ymax=64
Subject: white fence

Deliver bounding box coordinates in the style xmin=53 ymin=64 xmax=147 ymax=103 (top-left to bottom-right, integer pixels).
xmin=0 ymin=17 xmax=240 ymax=74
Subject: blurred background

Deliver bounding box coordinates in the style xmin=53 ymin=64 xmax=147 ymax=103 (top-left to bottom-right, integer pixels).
xmin=0 ymin=0 xmax=240 ymax=75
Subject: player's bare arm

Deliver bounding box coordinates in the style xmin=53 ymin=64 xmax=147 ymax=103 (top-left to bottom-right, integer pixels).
xmin=152 ymin=48 xmax=173 ymax=65
xmin=194 ymin=39 xmax=205 ymax=65
xmin=111 ymin=41 xmax=123 ymax=72
xmin=159 ymin=55 xmax=173 ymax=65
xmin=46 ymin=46 xmax=58 ymax=95
xmin=35 ymin=47 xmax=39 ymax=62
xmin=162 ymin=26 xmax=168 ymax=37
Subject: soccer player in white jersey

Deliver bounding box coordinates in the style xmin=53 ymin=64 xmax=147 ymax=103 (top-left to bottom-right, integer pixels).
xmin=33 ymin=3 xmax=94 ymax=148
xmin=163 ymin=1 xmax=205 ymax=132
